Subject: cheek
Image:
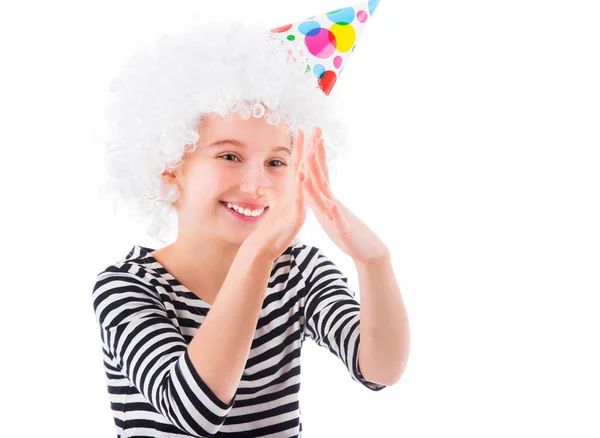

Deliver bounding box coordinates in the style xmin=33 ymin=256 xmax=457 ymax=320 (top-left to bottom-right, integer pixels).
xmin=284 ymin=168 xmax=296 ymax=185
xmin=210 ymin=171 xmax=234 ymax=192
xmin=273 ymin=168 xmax=293 ymax=185
xmin=182 ymin=168 xmax=227 ymax=204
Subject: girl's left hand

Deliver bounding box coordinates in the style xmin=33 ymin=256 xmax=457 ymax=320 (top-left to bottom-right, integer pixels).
xmin=299 ymin=127 xmax=389 ymax=264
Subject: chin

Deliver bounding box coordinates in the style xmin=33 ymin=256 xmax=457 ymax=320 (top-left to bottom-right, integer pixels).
xmin=221 ymin=229 xmax=249 ymax=245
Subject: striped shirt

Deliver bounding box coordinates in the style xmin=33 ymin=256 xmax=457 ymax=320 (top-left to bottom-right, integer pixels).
xmin=92 ymin=237 xmax=386 ymax=437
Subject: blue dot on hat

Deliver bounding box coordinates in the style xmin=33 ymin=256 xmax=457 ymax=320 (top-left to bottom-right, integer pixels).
xmin=313 ymin=64 xmax=326 ymax=79
xmin=298 ymin=21 xmax=321 ymax=36
xmin=368 ymin=0 xmax=380 ymax=15
xmin=327 ymin=7 xmax=355 ymax=25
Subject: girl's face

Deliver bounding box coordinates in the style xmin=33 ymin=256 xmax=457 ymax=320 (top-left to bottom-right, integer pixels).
xmin=166 ymin=111 xmax=294 ymax=244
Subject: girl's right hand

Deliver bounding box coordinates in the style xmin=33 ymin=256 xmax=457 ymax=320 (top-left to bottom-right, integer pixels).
xmin=244 ymin=127 xmax=321 ymax=262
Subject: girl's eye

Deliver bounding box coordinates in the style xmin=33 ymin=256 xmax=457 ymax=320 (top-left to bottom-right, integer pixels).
xmin=218 ymin=155 xmax=287 ymax=167
xmin=269 ymin=160 xmax=287 ymax=167
xmin=219 ymin=154 xmax=239 ymax=162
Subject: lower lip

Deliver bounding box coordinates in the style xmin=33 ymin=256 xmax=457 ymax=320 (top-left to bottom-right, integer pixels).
xmin=220 ymin=202 xmax=268 ymax=222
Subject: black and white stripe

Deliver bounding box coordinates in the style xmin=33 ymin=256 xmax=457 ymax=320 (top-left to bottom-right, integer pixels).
xmin=92 ymin=237 xmax=386 ymax=437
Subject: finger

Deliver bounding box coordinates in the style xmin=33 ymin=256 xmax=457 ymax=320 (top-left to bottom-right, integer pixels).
xmin=307 ymin=140 xmax=334 ymax=199
xmin=296 ymin=166 xmax=307 ymax=214
xmin=290 ymin=158 xmax=303 ymax=197
xmin=303 ymin=173 xmax=335 ymax=221
xmin=290 ymin=157 xmax=305 ymax=196
xmin=306 ymin=127 xmax=321 ymax=169
xmin=304 ymin=133 xmax=314 ymax=169
xmin=316 ymin=138 xmax=330 ymax=184
xmin=292 ymin=129 xmax=305 ymax=176
xmin=305 ymin=127 xmax=322 ymax=172
xmin=308 ymin=126 xmax=321 ymax=156
xmin=312 ymin=126 xmax=323 ymax=141
xmin=294 ymin=134 xmax=310 ymax=192
xmin=294 ymin=163 xmax=309 ymax=226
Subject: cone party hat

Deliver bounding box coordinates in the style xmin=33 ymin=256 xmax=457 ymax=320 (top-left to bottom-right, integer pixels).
xmin=270 ymin=0 xmax=381 ymax=95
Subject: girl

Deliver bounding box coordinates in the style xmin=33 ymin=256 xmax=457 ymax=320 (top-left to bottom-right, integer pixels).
xmin=93 ymin=5 xmax=409 ymax=437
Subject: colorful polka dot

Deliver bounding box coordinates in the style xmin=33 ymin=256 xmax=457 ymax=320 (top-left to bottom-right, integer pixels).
xmin=298 ymin=20 xmax=321 ymax=36
xmin=318 ymin=70 xmax=337 ymax=95
xmin=313 ymin=63 xmax=326 ymax=79
xmin=330 ymin=23 xmax=355 ymax=52
xmin=305 ymin=28 xmax=337 ymax=58
xmin=271 ymin=24 xmax=292 ymax=33
xmin=327 ymin=7 xmax=355 ymax=25
xmin=368 ymin=0 xmax=380 ymax=16
xmin=357 ymin=10 xmax=368 ymax=23
xmin=270 ymin=2 xmax=378 ymax=96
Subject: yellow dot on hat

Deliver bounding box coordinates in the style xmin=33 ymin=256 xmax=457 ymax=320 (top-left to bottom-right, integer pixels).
xmin=330 ymin=23 xmax=356 ymax=52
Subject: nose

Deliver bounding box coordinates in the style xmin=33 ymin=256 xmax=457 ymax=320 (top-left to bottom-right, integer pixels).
xmin=238 ymin=163 xmax=272 ymax=198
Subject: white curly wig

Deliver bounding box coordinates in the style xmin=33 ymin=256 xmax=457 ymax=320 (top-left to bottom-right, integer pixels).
xmin=96 ymin=20 xmax=351 ymax=244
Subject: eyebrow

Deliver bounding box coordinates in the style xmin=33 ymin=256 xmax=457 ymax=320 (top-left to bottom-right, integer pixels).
xmin=208 ymin=139 xmax=292 ymax=155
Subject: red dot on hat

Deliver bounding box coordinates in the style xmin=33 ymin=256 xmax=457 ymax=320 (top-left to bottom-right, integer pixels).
xmin=318 ymin=70 xmax=337 ymax=95
xmin=271 ymin=24 xmax=293 ymax=33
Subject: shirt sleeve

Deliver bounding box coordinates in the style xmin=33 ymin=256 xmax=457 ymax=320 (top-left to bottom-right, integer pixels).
xmin=92 ymin=267 xmax=236 ymax=437
xmin=294 ymin=243 xmax=387 ymax=392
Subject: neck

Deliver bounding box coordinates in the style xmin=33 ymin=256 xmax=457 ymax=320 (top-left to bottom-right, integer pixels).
xmin=153 ymin=231 xmax=242 ymax=305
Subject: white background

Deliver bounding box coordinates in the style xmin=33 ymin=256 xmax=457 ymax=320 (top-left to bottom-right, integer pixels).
xmin=1 ymin=0 xmax=599 ymax=436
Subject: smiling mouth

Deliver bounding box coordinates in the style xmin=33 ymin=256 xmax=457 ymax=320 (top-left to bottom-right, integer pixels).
xmin=219 ymin=200 xmax=268 ymax=209
xmin=219 ymin=201 xmax=269 ymax=217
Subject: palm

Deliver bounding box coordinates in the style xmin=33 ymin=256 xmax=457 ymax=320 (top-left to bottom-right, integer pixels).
xmin=301 ymin=127 xmax=388 ymax=264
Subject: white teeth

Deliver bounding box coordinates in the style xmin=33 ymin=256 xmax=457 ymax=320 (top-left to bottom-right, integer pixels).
xmin=226 ymin=202 xmax=265 ymax=216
